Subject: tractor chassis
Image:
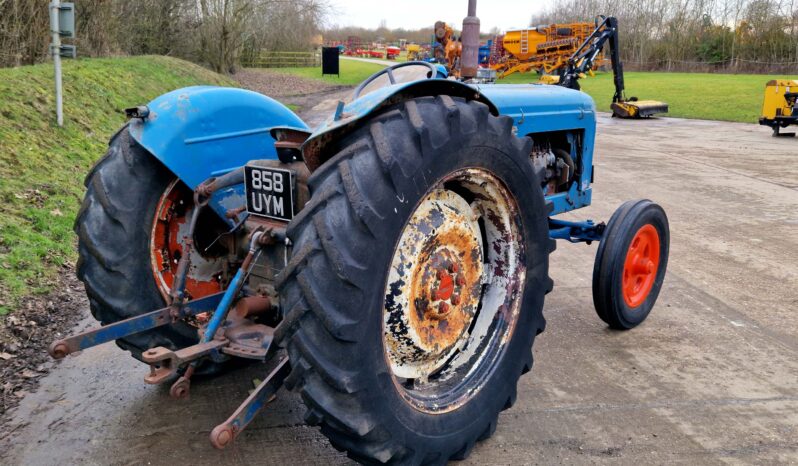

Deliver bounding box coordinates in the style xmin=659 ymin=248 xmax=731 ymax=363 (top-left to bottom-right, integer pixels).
xmin=48 ymin=173 xmax=609 ymax=450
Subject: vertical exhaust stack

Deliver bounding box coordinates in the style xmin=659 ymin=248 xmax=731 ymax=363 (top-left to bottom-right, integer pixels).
xmin=461 ymin=0 xmax=480 ymax=79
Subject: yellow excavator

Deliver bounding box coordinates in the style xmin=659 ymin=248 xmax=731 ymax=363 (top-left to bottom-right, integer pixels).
xmin=551 ymin=16 xmax=668 ymax=119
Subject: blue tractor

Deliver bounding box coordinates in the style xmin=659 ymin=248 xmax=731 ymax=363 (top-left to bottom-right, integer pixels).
xmin=49 ymin=28 xmax=669 ymax=466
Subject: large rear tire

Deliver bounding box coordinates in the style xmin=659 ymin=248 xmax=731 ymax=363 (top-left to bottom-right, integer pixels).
xmin=75 ymin=127 xmax=223 ymax=370
xmin=276 ymin=96 xmax=554 ymax=464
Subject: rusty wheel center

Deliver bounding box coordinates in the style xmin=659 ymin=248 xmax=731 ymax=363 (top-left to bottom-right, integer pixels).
xmin=150 ymin=180 xmax=227 ymax=306
xmin=424 ymin=253 xmax=470 ymax=320
xmin=383 ymin=168 xmax=526 ymax=413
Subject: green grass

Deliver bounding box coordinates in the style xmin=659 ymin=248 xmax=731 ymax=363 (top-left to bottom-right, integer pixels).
xmin=498 ymin=71 xmax=798 ymax=123
xmin=0 ymin=56 xmax=234 ymax=315
xmin=271 ymin=58 xmax=386 ymax=86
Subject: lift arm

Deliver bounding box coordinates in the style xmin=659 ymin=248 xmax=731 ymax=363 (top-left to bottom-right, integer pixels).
xmin=559 ymin=16 xmax=624 ymax=102
xmin=558 ymin=16 xmax=668 ymax=118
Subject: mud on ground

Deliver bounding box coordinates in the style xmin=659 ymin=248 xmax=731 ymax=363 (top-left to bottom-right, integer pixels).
xmin=234 ymin=68 xmax=354 ymax=118
xmin=0 ymin=267 xmax=87 ymax=426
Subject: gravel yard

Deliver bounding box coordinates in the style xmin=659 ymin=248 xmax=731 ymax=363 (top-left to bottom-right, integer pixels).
xmin=234 ymin=68 xmax=342 ymax=97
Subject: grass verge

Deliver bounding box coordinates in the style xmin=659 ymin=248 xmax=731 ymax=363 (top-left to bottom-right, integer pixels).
xmin=0 ymin=56 xmax=234 ymax=315
xmin=498 ymin=71 xmax=798 ymax=123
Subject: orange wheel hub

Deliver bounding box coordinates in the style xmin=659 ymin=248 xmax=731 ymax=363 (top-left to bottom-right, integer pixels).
xmin=150 ymin=180 xmax=224 ymax=303
xmin=622 ymin=224 xmax=660 ymax=308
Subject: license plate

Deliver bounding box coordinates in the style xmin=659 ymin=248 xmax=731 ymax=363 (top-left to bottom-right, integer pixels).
xmin=244 ymin=165 xmax=295 ymax=221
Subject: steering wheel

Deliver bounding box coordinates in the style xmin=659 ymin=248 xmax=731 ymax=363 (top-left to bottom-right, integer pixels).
xmin=352 ymin=61 xmax=439 ymax=99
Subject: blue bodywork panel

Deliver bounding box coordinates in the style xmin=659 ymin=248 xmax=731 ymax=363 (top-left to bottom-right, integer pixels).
xmin=480 ymin=83 xmax=596 ymax=214
xmin=128 ymin=86 xmax=307 ymax=220
xmin=301 ymin=78 xmax=497 ymax=167
xmin=130 ymin=77 xmax=596 ymax=220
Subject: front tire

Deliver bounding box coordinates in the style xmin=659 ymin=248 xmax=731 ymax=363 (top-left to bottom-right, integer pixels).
xmin=592 ymin=199 xmax=670 ymax=329
xmin=276 ymin=96 xmax=554 ymax=464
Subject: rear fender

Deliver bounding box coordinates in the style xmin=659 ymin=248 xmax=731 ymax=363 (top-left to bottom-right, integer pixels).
xmin=128 ymin=86 xmax=308 ymax=221
xmin=301 ymin=79 xmax=498 ymax=171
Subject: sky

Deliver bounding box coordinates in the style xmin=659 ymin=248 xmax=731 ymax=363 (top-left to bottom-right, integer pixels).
xmin=328 ymin=0 xmax=555 ymax=32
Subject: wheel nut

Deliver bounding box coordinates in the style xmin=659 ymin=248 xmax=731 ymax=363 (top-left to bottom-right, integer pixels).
xmin=451 ymin=294 xmax=461 ymax=305
xmin=438 ymin=302 xmax=450 ymax=314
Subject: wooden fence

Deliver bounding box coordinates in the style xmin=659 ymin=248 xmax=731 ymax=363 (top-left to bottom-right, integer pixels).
xmin=241 ymin=51 xmax=320 ymax=68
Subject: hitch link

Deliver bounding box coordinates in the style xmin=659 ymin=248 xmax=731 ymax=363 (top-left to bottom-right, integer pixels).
xmin=210 ymin=355 xmax=290 ymax=449
xmin=142 ymin=339 xmax=228 ymax=385
xmin=47 ymin=292 xmax=224 ymax=359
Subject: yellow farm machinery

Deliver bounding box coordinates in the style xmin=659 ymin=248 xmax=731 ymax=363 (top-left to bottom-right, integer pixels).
xmin=760 ymin=79 xmax=798 ymax=136
xmin=434 ymin=21 xmax=462 ymax=72
xmin=555 ymin=16 xmax=669 ymax=119
xmin=490 ymin=22 xmax=603 ymax=78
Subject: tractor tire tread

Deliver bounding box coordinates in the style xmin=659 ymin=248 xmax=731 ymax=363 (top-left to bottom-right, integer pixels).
xmin=276 ymin=96 xmax=551 ymax=464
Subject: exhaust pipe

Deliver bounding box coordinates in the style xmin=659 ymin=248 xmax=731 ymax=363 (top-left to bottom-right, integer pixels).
xmin=460 ymin=0 xmax=480 ymax=79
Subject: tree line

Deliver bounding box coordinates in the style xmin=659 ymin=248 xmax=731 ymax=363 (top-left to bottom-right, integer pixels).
xmin=0 ymin=0 xmax=329 ymax=72
xmin=530 ymin=0 xmax=798 ymax=72
xmin=2 ymin=0 xmax=794 ymax=73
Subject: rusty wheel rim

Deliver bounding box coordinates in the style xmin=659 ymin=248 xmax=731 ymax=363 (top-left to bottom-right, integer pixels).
xmin=150 ymin=179 xmax=226 ymax=303
xmin=383 ymin=168 xmax=526 ymax=413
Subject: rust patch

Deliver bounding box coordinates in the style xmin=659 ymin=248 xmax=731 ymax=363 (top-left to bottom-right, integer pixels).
xmin=382 ymin=168 xmax=527 ymax=414
xmin=383 ymin=189 xmax=484 ymax=379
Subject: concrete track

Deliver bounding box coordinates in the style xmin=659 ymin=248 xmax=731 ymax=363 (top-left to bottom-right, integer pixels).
xmin=2 ymin=109 xmax=797 ymax=465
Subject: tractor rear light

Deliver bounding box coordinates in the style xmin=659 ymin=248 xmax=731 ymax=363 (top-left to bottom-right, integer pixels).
xmin=124 ymin=105 xmax=150 ymax=120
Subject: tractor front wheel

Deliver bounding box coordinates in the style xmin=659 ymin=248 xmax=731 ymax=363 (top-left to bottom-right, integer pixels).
xmin=275 ymin=96 xmax=554 ymax=463
xmin=592 ymin=199 xmax=670 ymax=329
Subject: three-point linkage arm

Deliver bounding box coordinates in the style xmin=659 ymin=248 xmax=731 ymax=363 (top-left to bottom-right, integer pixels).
xmin=559 ymin=16 xmax=626 ymax=104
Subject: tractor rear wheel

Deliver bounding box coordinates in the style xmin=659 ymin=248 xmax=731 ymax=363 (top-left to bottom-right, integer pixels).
xmin=276 ymin=96 xmax=554 ymax=464
xmin=592 ymin=199 xmax=670 ymax=329
xmin=75 ymin=126 xmax=227 ymax=371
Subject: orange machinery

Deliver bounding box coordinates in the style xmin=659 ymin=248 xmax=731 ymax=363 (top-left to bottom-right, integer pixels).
xmin=491 ymin=22 xmax=605 ymax=78
xmin=434 ymin=21 xmax=463 ymax=72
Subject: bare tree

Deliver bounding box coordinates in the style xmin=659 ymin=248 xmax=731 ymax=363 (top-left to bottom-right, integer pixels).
xmin=529 ymin=0 xmax=797 ymax=72
xmin=0 ymin=0 xmax=50 ymax=67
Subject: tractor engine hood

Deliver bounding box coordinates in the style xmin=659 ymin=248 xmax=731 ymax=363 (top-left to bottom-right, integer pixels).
xmin=478 ymin=83 xmax=596 ymax=123
xmin=301 ymin=80 xmax=595 ymax=171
